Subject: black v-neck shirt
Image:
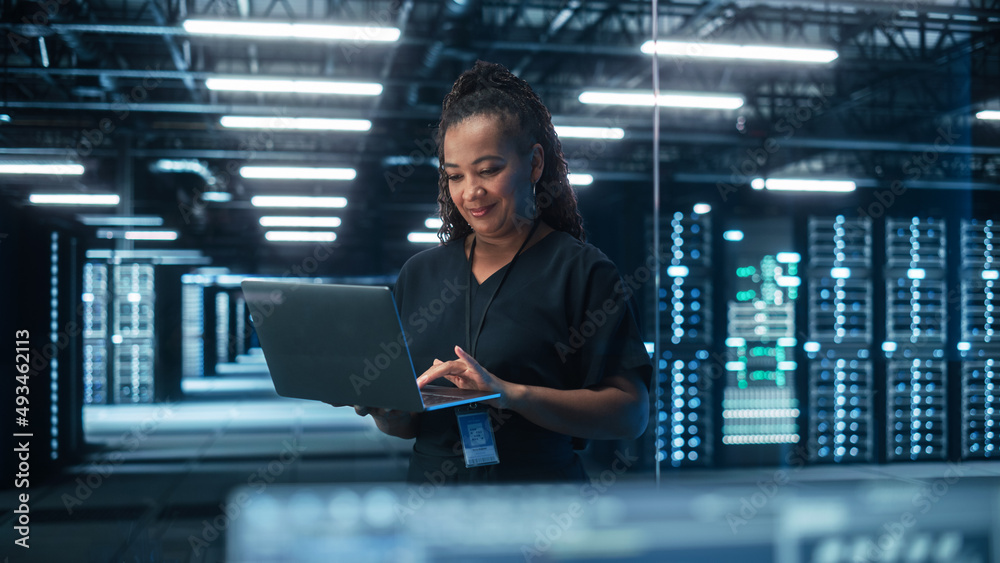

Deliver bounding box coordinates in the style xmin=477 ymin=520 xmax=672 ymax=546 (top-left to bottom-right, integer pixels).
xmin=393 ymin=229 xmax=652 ymax=482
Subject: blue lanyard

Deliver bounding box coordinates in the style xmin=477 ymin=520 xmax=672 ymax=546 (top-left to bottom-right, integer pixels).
xmin=465 ymin=219 xmax=540 ymax=358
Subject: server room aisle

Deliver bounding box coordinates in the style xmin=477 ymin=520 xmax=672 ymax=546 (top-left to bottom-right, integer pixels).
xmin=0 ymin=396 xmax=412 ymax=562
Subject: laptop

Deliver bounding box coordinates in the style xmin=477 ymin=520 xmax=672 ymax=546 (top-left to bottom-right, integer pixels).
xmin=240 ymin=280 xmax=500 ymax=411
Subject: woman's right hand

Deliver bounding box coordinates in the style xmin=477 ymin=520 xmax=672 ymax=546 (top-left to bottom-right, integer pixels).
xmin=354 ymin=405 xmax=419 ymax=439
xmin=321 ymin=402 xmax=397 ymax=420
xmin=355 ymin=405 xmax=398 ymax=419
xmin=358 ymin=406 xmax=411 ymax=425
xmin=321 ymin=402 xmax=417 ymax=439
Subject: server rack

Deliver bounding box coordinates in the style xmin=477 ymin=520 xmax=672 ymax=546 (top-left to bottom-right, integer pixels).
xmin=82 ymin=262 xmax=110 ymax=405
xmin=111 ymin=263 xmax=156 ymax=404
xmin=181 ymin=281 xmax=204 ymax=378
xmin=720 ymin=218 xmax=801 ymax=458
xmin=215 ymin=290 xmax=230 ymax=367
xmin=82 ymin=262 xmax=157 ymax=405
xmin=959 ymin=218 xmax=999 ymax=459
xmin=885 ymin=217 xmax=948 ymax=461
xmin=806 ymin=215 xmax=875 ymax=463
xmin=650 ymin=210 xmax=714 ymax=468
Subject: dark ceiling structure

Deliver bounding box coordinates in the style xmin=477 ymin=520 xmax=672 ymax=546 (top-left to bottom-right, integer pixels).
xmin=1 ymin=0 xmax=999 ymax=275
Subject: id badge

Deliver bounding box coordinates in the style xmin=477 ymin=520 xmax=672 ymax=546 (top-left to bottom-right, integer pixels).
xmin=455 ymin=404 xmax=499 ymax=467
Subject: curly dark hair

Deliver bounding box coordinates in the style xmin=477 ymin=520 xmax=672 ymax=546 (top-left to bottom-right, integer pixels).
xmin=435 ymin=60 xmax=586 ymax=243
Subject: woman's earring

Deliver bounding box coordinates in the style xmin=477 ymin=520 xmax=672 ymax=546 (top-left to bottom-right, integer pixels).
xmin=531 ymin=181 xmax=540 ymax=217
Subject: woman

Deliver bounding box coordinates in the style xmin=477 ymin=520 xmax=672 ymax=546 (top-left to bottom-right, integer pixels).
xmin=360 ymin=60 xmax=651 ymax=483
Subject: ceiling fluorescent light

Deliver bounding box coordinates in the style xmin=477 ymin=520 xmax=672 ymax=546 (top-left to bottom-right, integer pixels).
xmin=753 ymin=178 xmax=856 ymax=192
xmin=240 ymin=166 xmax=356 ymax=180
xmin=77 ymin=215 xmax=164 ymax=226
xmin=0 ymin=114 xmax=11 ymax=123
xmin=554 ymin=126 xmax=625 ymax=140
xmin=124 ymin=231 xmax=179 ymax=241
xmin=221 ymin=116 xmax=371 ymax=131
xmin=641 ymin=40 xmax=838 ymax=63
xmin=265 ymin=231 xmax=337 ymax=242
xmin=977 ymin=110 xmax=1000 ymax=121
xmin=183 ymin=20 xmax=400 ymax=42
xmin=206 ymin=78 xmax=382 ymax=96
xmin=568 ymin=173 xmax=594 ymax=186
xmin=251 ymin=196 xmax=348 ymax=208
xmin=579 ymin=91 xmax=744 ymax=110
xmin=407 ymin=232 xmax=440 ymax=244
xmin=425 ymin=217 xmax=443 ymax=229
xmin=97 ymin=229 xmax=176 ymax=240
xmin=201 ymin=191 xmax=232 ymax=202
xmin=97 ymin=229 xmax=177 ymax=240
xmin=30 ymin=194 xmax=119 ymax=205
xmin=0 ymin=163 xmax=84 ymax=175
xmin=259 ymin=216 xmax=342 ymax=227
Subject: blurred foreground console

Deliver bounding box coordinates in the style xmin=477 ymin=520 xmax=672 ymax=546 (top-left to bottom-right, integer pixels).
xmin=227 ymin=471 xmax=996 ymax=562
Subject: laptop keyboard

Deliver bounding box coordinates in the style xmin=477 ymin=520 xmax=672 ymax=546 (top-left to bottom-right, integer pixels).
xmin=421 ymin=392 xmax=464 ymax=407
xmin=420 ymin=386 xmax=497 ymax=408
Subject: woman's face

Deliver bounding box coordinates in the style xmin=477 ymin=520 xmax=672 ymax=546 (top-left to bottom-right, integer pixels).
xmin=443 ymin=113 xmax=543 ymax=242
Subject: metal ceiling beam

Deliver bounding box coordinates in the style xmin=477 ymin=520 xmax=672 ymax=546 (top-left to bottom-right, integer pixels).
xmin=510 ymin=0 xmax=582 ymax=76
xmin=356 ymin=0 xmax=413 ymax=156
xmin=668 ymin=0 xmax=732 ymax=37
xmin=2 ymin=16 xmax=991 ymax=58
xmin=3 ymin=2 xmax=996 ymax=41
xmin=148 ymin=0 xmax=201 ymax=103
xmin=3 ymin=122 xmax=998 ymax=156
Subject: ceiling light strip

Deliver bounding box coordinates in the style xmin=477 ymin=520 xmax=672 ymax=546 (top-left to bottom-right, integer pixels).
xmin=751 ymin=178 xmax=856 ymax=192
xmin=554 ymin=126 xmax=625 ymax=139
xmin=250 ymin=196 xmax=348 ymax=208
xmin=264 ymin=231 xmax=337 ymax=242
xmin=206 ymin=78 xmax=382 ymax=96
xmin=641 ymin=40 xmax=838 ymax=63
xmin=183 ymin=20 xmax=400 ymax=42
xmin=77 ymin=215 xmax=164 ymax=226
xmin=124 ymin=231 xmax=179 ymax=240
xmin=259 ymin=216 xmax=342 ymax=227
xmin=240 ymin=166 xmax=356 ymax=180
xmin=1 ymin=164 xmax=85 ymax=175
xmin=579 ymin=91 xmax=744 ymax=110
xmin=407 ymin=232 xmax=439 ymax=244
xmin=30 ymin=194 xmax=119 ymax=205
xmin=221 ymin=116 xmax=371 ymax=131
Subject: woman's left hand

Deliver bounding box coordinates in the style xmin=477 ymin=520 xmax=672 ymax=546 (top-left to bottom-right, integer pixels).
xmin=415 ymin=345 xmax=519 ymax=410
